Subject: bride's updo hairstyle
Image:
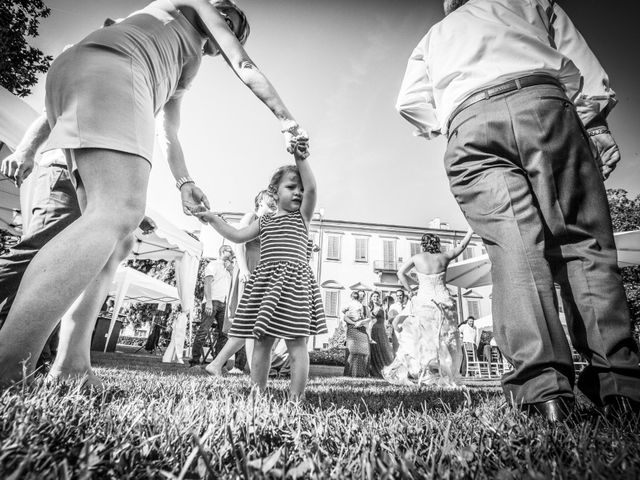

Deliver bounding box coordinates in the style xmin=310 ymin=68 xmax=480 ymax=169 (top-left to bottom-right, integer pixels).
xmin=421 ymin=233 xmax=441 ymax=254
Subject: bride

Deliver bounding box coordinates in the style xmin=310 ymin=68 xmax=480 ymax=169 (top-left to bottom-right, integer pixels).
xmin=383 ymin=228 xmax=474 ymax=387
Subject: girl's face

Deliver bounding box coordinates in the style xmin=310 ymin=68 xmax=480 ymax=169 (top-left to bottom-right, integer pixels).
xmin=276 ymin=172 xmax=303 ymax=212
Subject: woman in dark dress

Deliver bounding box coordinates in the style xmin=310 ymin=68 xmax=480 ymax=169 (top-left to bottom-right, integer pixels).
xmin=368 ymin=291 xmax=394 ymax=377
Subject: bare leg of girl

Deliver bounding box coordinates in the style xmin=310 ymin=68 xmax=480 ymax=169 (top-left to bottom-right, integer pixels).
xmin=285 ymin=337 xmax=309 ymax=400
xmin=250 ymin=336 xmax=275 ymax=391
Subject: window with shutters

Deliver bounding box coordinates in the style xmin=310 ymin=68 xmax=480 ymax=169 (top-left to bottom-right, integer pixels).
xmin=326 ymin=234 xmax=341 ymax=261
xmin=382 ymin=239 xmax=396 ymax=270
xmin=462 ymin=245 xmax=475 ymax=261
xmin=467 ymin=300 xmax=480 ymax=319
xmin=324 ymin=290 xmax=340 ymax=317
xmin=410 ymin=242 xmax=422 ymax=257
xmin=355 ymin=237 xmax=368 ymax=263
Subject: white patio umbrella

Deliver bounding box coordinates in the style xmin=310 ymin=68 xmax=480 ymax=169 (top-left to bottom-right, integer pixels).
xmin=614 ymin=230 xmax=640 ymax=267
xmin=446 ymin=254 xmax=492 ymax=288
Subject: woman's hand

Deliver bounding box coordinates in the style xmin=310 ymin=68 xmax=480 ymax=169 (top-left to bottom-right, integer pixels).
xmin=181 ymin=183 xmax=210 ymax=216
xmin=291 ymin=135 xmax=310 ymax=160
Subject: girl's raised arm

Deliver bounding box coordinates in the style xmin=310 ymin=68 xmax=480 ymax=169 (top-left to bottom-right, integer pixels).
xmin=294 ymin=140 xmax=317 ymax=226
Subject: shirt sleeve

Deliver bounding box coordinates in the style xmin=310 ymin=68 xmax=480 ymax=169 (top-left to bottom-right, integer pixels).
xmin=547 ymin=1 xmax=617 ymax=125
xmin=203 ymin=262 xmax=217 ymax=279
xmin=395 ymin=33 xmax=441 ymax=139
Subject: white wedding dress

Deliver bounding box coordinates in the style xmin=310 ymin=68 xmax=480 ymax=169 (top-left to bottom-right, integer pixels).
xmin=382 ymin=272 xmax=462 ymax=387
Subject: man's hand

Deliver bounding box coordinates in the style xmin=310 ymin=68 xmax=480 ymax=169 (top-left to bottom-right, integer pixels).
xmin=589 ymin=131 xmax=621 ymax=180
xmin=1 ymin=152 xmax=34 ymax=187
xmin=204 ymin=301 xmax=213 ymax=316
xmin=282 ymin=123 xmax=308 ymax=155
xmin=181 ymin=183 xmax=210 ymax=216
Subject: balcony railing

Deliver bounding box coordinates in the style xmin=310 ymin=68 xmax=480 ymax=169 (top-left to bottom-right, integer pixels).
xmin=373 ymin=260 xmax=398 ymax=273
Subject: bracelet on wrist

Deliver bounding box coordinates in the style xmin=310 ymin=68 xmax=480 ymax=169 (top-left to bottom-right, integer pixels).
xmin=176 ymin=176 xmax=194 ymax=190
xmin=588 ymin=127 xmax=610 ymax=137
xmin=280 ymin=123 xmax=300 ymax=135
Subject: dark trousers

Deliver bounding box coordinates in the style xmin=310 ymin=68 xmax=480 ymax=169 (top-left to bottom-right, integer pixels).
xmin=0 ymin=165 xmax=81 ymax=326
xmin=191 ymin=300 xmax=227 ymax=362
xmin=445 ymin=83 xmax=640 ymax=405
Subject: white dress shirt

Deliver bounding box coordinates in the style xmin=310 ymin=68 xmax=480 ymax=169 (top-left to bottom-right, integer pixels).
xmin=396 ymin=0 xmax=616 ymax=138
xmin=204 ymin=259 xmax=231 ymax=302
xmin=459 ymin=323 xmax=480 ymax=345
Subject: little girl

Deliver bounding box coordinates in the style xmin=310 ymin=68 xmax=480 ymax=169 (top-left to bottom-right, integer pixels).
xmin=192 ymin=138 xmax=327 ymax=399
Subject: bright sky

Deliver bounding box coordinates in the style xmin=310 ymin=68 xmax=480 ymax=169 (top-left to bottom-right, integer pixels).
xmin=25 ymin=0 xmax=640 ymax=233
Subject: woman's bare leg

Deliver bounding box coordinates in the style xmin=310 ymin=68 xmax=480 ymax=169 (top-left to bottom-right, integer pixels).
xmin=204 ymin=336 xmax=245 ymax=376
xmin=49 ymin=234 xmax=135 ymax=388
xmin=0 ymin=149 xmax=149 ymax=386
xmin=245 ymin=338 xmax=255 ymax=372
xmin=286 ymin=337 xmax=309 ymax=400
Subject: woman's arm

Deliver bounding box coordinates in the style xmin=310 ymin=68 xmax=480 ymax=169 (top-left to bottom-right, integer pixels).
xmin=293 ymin=139 xmax=317 ymax=226
xmin=161 ymin=95 xmax=210 ymax=214
xmin=179 ymin=0 xmax=301 ymax=135
xmin=444 ymin=227 xmax=474 ymax=261
xmin=396 ymin=258 xmax=416 ymax=293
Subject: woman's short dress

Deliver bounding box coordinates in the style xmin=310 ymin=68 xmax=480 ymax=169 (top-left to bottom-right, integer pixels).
xmin=230 ymin=211 xmax=327 ymax=340
xmin=42 ymin=0 xmax=202 ymax=170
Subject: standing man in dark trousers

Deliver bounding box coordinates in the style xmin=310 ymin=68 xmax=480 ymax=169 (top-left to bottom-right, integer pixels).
xmin=190 ymin=245 xmax=233 ymax=366
xmin=396 ymin=0 xmax=640 ymax=420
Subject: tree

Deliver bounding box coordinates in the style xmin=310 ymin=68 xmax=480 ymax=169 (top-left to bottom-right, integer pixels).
xmin=0 ymin=0 xmax=52 ymax=97
xmin=607 ymin=188 xmax=640 ymax=345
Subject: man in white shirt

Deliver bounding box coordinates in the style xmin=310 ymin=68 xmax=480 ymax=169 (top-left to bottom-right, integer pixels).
xmin=396 ymin=0 xmax=640 ymax=420
xmin=190 ymin=245 xmax=234 ymax=366
xmin=459 ymin=316 xmax=479 ymax=348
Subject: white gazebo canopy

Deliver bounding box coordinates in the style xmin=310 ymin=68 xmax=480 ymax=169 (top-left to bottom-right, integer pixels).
xmin=614 ymin=230 xmax=640 ymax=267
xmin=119 ymin=206 xmax=203 ymax=364
xmin=447 ymin=254 xmax=492 ymax=289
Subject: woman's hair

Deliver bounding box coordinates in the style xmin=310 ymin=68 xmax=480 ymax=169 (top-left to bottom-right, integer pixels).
xmin=212 ymin=0 xmax=250 ymax=45
xmin=382 ymin=295 xmax=394 ymax=309
xmin=254 ymin=189 xmax=275 ymax=210
xmin=267 ymin=165 xmax=300 ymax=198
xmin=369 ymin=291 xmax=381 ymax=310
xmin=421 ymin=233 xmax=441 ymax=254
xmin=350 ymin=291 xmax=359 ymax=300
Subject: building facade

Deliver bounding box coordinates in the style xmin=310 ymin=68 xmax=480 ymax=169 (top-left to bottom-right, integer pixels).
xmin=216 ymin=213 xmax=493 ymax=350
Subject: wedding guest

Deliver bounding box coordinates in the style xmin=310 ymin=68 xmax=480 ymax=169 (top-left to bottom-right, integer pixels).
xmin=368 ymin=291 xmax=394 ymax=378
xmin=396 ymin=0 xmax=640 ymax=418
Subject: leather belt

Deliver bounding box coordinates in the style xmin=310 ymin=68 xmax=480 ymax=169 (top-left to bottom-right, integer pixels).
xmin=446 ymin=74 xmax=563 ymax=134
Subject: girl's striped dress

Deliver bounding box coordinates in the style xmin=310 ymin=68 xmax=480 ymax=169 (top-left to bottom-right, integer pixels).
xmin=229 ymin=210 xmax=327 ymax=339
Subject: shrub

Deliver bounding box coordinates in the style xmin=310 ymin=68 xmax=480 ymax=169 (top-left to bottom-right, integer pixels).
xmin=309 ymin=347 xmax=346 ymax=366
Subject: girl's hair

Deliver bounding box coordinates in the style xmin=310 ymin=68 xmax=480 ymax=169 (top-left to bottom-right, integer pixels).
xmin=267 ymin=165 xmax=300 ymax=198
xmin=212 ymin=0 xmax=250 ymax=45
xmin=254 ymin=189 xmax=276 ymax=210
xmin=421 ymin=233 xmax=441 ymax=254
xmin=350 ymin=291 xmax=359 ymax=300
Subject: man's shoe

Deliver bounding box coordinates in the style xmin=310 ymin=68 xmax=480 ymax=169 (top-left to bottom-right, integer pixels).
xmin=522 ymin=397 xmax=575 ymax=422
xmin=188 ymin=359 xmax=200 ymax=368
xmin=602 ymin=396 xmax=640 ymax=419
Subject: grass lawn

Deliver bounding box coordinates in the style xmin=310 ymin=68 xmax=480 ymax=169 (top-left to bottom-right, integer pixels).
xmin=1 ymin=350 xmax=638 ymax=479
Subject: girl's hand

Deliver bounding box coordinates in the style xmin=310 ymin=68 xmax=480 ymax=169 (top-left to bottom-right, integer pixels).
xmin=291 ymin=136 xmax=310 ymax=160
xmin=191 ymin=209 xmax=219 ymax=224
xmin=181 ymin=183 xmax=210 ymax=216
xmin=282 ymin=123 xmax=308 ymax=154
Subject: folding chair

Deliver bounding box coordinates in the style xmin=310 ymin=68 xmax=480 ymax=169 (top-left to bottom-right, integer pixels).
xmin=489 ymin=346 xmax=503 ymax=377
xmin=463 ymin=342 xmax=490 ymax=377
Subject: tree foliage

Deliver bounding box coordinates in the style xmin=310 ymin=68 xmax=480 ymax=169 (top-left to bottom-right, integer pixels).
xmin=0 ymin=0 xmax=52 ymax=97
